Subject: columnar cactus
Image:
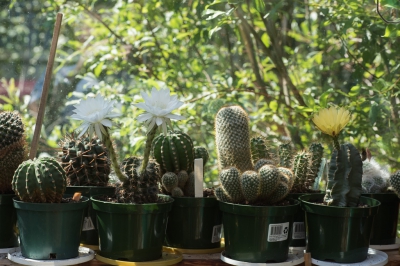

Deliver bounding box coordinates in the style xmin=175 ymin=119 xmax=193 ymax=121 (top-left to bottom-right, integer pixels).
xmin=117 ymin=156 xmax=160 ymax=203
xmin=152 ymin=131 xmax=194 ymax=174
xmin=214 ymin=106 xmax=294 ymax=205
xmin=58 ymin=135 xmax=110 ymax=187
xmin=309 ymin=143 xmax=324 ymax=179
xmin=389 ymin=171 xmax=400 ymax=197
xmin=12 ymin=157 xmax=67 ymax=203
xmin=324 ymin=143 xmax=363 ymax=207
xmin=0 ymin=111 xmax=27 ymax=194
xmin=292 ymin=151 xmax=311 ymax=192
xmin=278 ymin=143 xmax=293 ymax=168
xmin=250 ymin=137 xmax=272 ymax=164
xmin=215 ymin=106 xmax=254 ymax=173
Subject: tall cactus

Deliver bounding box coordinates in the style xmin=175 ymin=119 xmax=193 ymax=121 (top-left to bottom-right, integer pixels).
xmin=309 ymin=143 xmax=324 ymax=179
xmin=12 ymin=157 xmax=67 ymax=203
xmin=324 ymin=143 xmax=363 ymax=207
xmin=215 ymin=106 xmax=254 ymax=173
xmin=389 ymin=171 xmax=400 ymax=197
xmin=278 ymin=143 xmax=293 ymax=168
xmin=292 ymin=151 xmax=311 ymax=192
xmin=152 ymin=131 xmax=194 ymax=174
xmin=0 ymin=111 xmax=27 ymax=194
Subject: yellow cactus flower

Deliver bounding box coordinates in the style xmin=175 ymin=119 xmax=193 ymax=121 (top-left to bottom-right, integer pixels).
xmin=312 ymin=106 xmax=351 ymax=137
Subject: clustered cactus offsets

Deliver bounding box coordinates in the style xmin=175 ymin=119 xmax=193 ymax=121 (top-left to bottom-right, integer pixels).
xmin=362 ymin=157 xmax=390 ymax=193
xmin=214 ymin=106 xmax=294 ymax=205
xmin=151 ymin=131 xmax=210 ymax=197
xmin=58 ymin=134 xmax=111 ymax=187
xmin=0 ymin=111 xmax=27 ymax=194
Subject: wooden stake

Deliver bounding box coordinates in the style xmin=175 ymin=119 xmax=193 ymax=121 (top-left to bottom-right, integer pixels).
xmin=304 ymin=252 xmax=312 ymax=266
xmin=194 ymin=158 xmax=204 ymax=197
xmin=29 ymin=13 xmax=63 ymax=160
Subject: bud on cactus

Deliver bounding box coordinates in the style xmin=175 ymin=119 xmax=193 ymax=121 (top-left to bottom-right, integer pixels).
xmin=12 ymin=157 xmax=67 ymax=203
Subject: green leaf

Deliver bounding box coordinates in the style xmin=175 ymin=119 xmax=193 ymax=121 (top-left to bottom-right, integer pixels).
xmin=302 ymin=89 xmax=315 ymax=108
xmin=319 ymin=89 xmax=333 ymax=108
xmin=254 ymin=0 xmax=266 ymax=13
xmin=94 ymin=61 xmax=104 ymax=77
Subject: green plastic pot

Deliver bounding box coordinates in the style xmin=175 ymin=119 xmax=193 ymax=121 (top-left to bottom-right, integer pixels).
xmin=299 ymin=194 xmax=380 ymax=263
xmin=165 ymin=197 xmax=222 ymax=249
xmin=92 ymin=195 xmax=173 ymax=262
xmin=65 ymin=186 xmax=115 ymax=246
xmin=362 ymin=192 xmax=399 ymax=245
xmin=13 ymin=195 xmax=89 ymax=260
xmin=219 ymin=200 xmax=299 ymax=263
xmin=0 ymin=194 xmax=18 ymax=248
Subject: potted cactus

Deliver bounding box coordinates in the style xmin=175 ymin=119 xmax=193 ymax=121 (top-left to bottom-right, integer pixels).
xmin=214 ymin=106 xmax=299 ymax=263
xmin=57 ymin=134 xmax=115 ymax=248
xmin=299 ymin=105 xmax=380 ymax=263
xmin=11 ymin=156 xmax=89 ymax=260
xmin=69 ymin=91 xmax=181 ymax=262
xmin=360 ymin=154 xmax=399 ymax=247
xmin=156 ymin=134 xmax=222 ymax=251
xmin=0 ymin=111 xmax=27 ymax=250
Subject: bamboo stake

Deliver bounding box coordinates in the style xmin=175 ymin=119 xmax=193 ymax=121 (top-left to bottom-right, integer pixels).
xmin=29 ymin=13 xmax=63 ymax=160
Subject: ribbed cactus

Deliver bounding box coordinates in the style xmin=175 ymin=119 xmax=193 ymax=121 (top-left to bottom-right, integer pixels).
xmin=250 ymin=137 xmax=272 ymax=164
xmin=58 ymin=135 xmax=110 ymax=187
xmin=278 ymin=143 xmax=293 ymax=168
xmin=309 ymin=143 xmax=324 ymax=179
xmin=152 ymin=131 xmax=194 ymax=174
xmin=292 ymin=151 xmax=311 ymax=192
xmin=117 ymin=157 xmax=160 ymax=204
xmin=389 ymin=171 xmax=400 ymax=197
xmin=194 ymin=146 xmax=209 ymax=166
xmin=324 ymin=143 xmax=363 ymax=207
xmin=361 ymin=158 xmax=389 ymax=193
xmin=0 ymin=111 xmax=26 ymax=194
xmin=215 ymin=106 xmax=254 ymax=173
xmin=12 ymin=157 xmax=67 ymax=203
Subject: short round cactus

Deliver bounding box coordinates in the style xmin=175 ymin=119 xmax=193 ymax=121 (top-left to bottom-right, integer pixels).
xmin=194 ymin=146 xmax=209 ymax=166
xmin=162 ymin=172 xmax=179 ymax=192
xmin=12 ymin=157 xmax=67 ymax=203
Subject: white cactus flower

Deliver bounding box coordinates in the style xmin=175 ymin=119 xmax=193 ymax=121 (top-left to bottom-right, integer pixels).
xmin=71 ymin=94 xmax=121 ymax=140
xmin=134 ymin=87 xmax=185 ymax=135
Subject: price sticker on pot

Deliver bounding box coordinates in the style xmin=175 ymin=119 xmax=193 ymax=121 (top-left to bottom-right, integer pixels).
xmin=211 ymin=224 xmax=222 ymax=243
xmin=267 ymin=222 xmax=289 ymax=242
xmin=292 ymin=222 xmax=305 ymax=239
xmin=82 ymin=217 xmax=95 ymax=231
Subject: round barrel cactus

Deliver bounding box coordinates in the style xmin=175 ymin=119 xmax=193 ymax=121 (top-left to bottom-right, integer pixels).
xmin=12 ymin=157 xmax=67 ymax=203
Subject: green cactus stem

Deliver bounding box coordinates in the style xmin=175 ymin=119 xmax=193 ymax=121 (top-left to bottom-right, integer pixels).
xmin=184 ymin=172 xmax=195 ymax=197
xmin=309 ymin=143 xmax=324 ymax=180
xmin=219 ymin=167 xmax=244 ymax=203
xmin=162 ymin=172 xmax=179 ymax=192
xmin=103 ymin=128 xmax=127 ymax=182
xmin=214 ymin=186 xmax=231 ymax=202
xmin=258 ymin=164 xmax=279 ymax=199
xmin=292 ymin=151 xmax=311 ymax=192
xmin=254 ymin=159 xmax=275 ymax=172
xmin=194 ymin=146 xmax=209 ymax=166
xmin=389 ymin=171 xmax=400 ymax=197
xmin=12 ymin=157 xmax=67 ymax=203
xmin=278 ymin=143 xmax=293 ymax=168
xmin=251 ymin=137 xmax=272 ymax=164
xmin=241 ymin=171 xmax=260 ymax=203
xmin=324 ymin=143 xmax=363 ymax=207
xmin=215 ymin=106 xmax=254 ymax=173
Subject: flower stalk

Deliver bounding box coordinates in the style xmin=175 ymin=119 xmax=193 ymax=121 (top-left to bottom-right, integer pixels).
xmin=102 ymin=128 xmax=127 ymax=182
xmin=140 ymin=126 xmax=158 ymax=174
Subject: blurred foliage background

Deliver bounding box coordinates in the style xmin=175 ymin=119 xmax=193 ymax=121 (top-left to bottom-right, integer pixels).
xmin=1 ymin=0 xmax=400 ymax=187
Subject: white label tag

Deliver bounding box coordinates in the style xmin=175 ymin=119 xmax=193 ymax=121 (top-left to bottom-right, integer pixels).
xmin=268 ymin=222 xmax=289 ymax=242
xmin=82 ymin=217 xmax=95 ymax=231
xmin=211 ymin=225 xmax=222 ymax=243
xmin=292 ymin=222 xmax=305 ymax=239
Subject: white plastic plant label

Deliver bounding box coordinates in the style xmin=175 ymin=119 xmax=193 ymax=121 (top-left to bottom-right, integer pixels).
xmin=211 ymin=224 xmax=222 ymax=243
xmin=82 ymin=217 xmax=95 ymax=231
xmin=267 ymin=222 xmax=289 ymax=242
xmin=292 ymin=222 xmax=305 ymax=239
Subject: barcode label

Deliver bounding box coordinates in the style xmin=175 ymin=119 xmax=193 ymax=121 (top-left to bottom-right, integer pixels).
xmin=292 ymin=222 xmax=305 ymax=239
xmin=211 ymin=225 xmax=222 ymax=243
xmin=82 ymin=217 xmax=95 ymax=231
xmin=268 ymin=222 xmax=289 ymax=242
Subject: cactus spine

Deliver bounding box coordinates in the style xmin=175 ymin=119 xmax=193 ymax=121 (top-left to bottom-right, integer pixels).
xmin=292 ymin=151 xmax=311 ymax=191
xmin=250 ymin=137 xmax=272 ymax=164
xmin=12 ymin=157 xmax=67 ymax=203
xmin=215 ymin=106 xmax=254 ymax=172
xmin=389 ymin=171 xmax=400 ymax=197
xmin=0 ymin=111 xmax=27 ymax=194
xmin=324 ymin=143 xmax=363 ymax=207
xmin=194 ymin=146 xmax=209 ymax=166
xmin=362 ymin=158 xmax=389 ymax=193
xmin=309 ymin=143 xmax=324 ymax=179
xmin=278 ymin=143 xmax=293 ymax=168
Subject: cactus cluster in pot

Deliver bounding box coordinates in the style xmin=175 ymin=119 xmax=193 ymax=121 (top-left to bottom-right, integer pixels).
xmin=214 ymin=105 xmax=295 ymax=205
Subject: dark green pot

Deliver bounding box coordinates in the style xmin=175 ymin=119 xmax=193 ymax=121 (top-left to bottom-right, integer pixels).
xmin=219 ymin=200 xmax=299 ymax=263
xmin=92 ymin=195 xmax=173 ymax=262
xmin=165 ymin=197 xmax=222 ymax=249
xmin=287 ymin=193 xmax=307 ymax=248
xmin=65 ymin=186 xmax=115 ymax=246
xmin=362 ymin=192 xmax=399 ymax=245
xmin=13 ymin=195 xmax=89 ymax=260
xmin=299 ymin=194 xmax=380 ymax=263
xmin=0 ymin=194 xmax=18 ymax=248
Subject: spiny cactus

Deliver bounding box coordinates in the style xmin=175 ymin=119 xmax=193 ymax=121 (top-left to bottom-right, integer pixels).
xmin=250 ymin=137 xmax=272 ymax=164
xmin=292 ymin=151 xmax=311 ymax=192
xmin=278 ymin=143 xmax=293 ymax=168
xmin=241 ymin=171 xmax=260 ymax=203
xmin=117 ymin=157 xmax=160 ymax=204
xmin=389 ymin=171 xmax=400 ymax=197
xmin=194 ymin=146 xmax=209 ymax=166
xmin=362 ymin=158 xmax=390 ymax=193
xmin=152 ymin=131 xmax=194 ymax=174
xmin=0 ymin=111 xmax=27 ymax=194
xmin=58 ymin=135 xmax=110 ymax=187
xmin=219 ymin=167 xmax=244 ymax=203
xmin=215 ymin=106 xmax=254 ymax=173
xmin=254 ymin=158 xmax=275 ymax=172
xmin=184 ymin=172 xmax=195 ymax=197
xmin=259 ymin=165 xmax=280 ymax=199
xmin=162 ymin=172 xmax=179 ymax=192
xmin=324 ymin=143 xmax=363 ymax=207
xmin=12 ymin=157 xmax=67 ymax=203
xmin=309 ymin=143 xmax=324 ymax=179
